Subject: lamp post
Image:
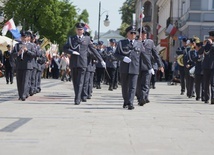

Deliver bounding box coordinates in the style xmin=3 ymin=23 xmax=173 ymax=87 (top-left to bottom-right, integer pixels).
xmin=97 ymin=1 xmax=110 ymax=42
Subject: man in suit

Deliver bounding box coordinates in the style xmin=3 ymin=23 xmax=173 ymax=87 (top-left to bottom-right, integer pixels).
xmin=3 ymin=45 xmax=15 ymax=84
xmin=104 ymin=38 xmax=118 ymax=91
xmin=136 ymin=27 xmax=164 ymax=106
xmin=63 ymin=22 xmax=106 ymax=105
xmin=114 ymin=25 xmax=151 ymax=110
xmin=12 ymin=31 xmax=36 ymax=101
xmin=202 ymin=31 xmax=214 ymax=104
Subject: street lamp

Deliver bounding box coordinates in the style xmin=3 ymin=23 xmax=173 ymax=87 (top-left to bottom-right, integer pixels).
xmin=98 ymin=1 xmax=110 ymax=42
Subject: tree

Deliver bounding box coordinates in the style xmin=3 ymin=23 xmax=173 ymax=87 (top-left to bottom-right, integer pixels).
xmin=1 ymin=0 xmax=89 ymax=49
xmin=119 ymin=0 xmax=136 ymax=36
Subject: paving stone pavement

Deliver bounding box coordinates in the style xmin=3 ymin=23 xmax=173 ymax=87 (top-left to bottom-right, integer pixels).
xmin=0 ymin=78 xmax=214 ymax=155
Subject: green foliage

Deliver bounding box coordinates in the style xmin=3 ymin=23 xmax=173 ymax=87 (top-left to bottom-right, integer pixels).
xmin=119 ymin=0 xmax=136 ymax=37
xmin=1 ymin=0 xmax=89 ymax=49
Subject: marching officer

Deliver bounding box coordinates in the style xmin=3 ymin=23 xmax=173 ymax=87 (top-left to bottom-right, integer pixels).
xmin=114 ymin=25 xmax=151 ymax=110
xmin=63 ymin=22 xmax=106 ymax=105
xmin=12 ymin=31 xmax=36 ymax=101
xmin=95 ymin=41 xmax=106 ymax=89
xmin=192 ymin=41 xmax=204 ymax=101
xmin=136 ymin=27 xmax=164 ymax=106
xmin=81 ymin=31 xmax=97 ymax=101
xmin=104 ymin=38 xmax=118 ymax=91
xmin=35 ymin=40 xmax=47 ymax=93
xmin=29 ymin=34 xmax=41 ymax=96
xmin=201 ymin=31 xmax=214 ymax=104
xmin=176 ymin=38 xmax=188 ymax=95
xmin=3 ymin=45 xmax=15 ymax=84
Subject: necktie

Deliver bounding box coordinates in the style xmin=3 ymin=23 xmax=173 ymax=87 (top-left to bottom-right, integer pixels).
xmin=130 ymin=40 xmax=133 ymax=45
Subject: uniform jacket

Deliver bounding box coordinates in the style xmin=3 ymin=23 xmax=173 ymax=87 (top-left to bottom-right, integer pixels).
xmin=192 ymin=48 xmax=204 ymax=75
xmin=95 ymin=48 xmax=106 ymax=68
xmin=63 ymin=35 xmax=103 ymax=68
xmin=202 ymin=42 xmax=214 ymax=69
xmin=104 ymin=46 xmax=117 ymax=69
xmin=114 ymin=39 xmax=150 ymax=74
xmin=141 ymin=39 xmax=161 ymax=71
xmin=12 ymin=42 xmax=36 ymax=70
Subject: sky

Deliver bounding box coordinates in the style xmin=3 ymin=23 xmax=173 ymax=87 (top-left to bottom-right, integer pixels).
xmin=70 ymin=0 xmax=125 ymax=36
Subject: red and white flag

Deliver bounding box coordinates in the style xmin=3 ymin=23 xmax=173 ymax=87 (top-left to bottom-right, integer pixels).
xmin=165 ymin=24 xmax=177 ymax=36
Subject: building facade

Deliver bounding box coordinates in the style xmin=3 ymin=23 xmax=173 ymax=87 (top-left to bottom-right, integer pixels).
xmin=135 ymin=0 xmax=214 ymax=62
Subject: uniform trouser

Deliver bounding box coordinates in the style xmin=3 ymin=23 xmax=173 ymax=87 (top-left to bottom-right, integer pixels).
xmin=185 ymin=68 xmax=194 ymax=97
xmin=194 ymin=74 xmax=204 ymax=100
xmin=5 ymin=67 xmax=13 ymax=83
xmin=96 ymin=68 xmax=105 ymax=86
xmin=120 ymin=73 xmax=138 ymax=106
xmin=113 ymin=67 xmax=119 ymax=87
xmin=82 ymin=71 xmax=91 ymax=100
xmin=179 ymin=68 xmax=185 ymax=93
xmin=29 ymin=68 xmax=37 ymax=94
xmin=16 ymin=69 xmax=31 ymax=99
xmin=36 ymin=70 xmax=42 ymax=92
xmin=88 ymin=72 xmax=94 ymax=98
xmin=72 ymin=67 xmax=86 ymax=103
xmin=203 ymin=69 xmax=214 ymax=101
xmin=136 ymin=70 xmax=152 ymax=103
xmin=107 ymin=67 xmax=116 ymax=88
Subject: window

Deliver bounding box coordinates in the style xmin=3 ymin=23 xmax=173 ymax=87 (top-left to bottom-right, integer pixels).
xmin=208 ymin=0 xmax=214 ymax=10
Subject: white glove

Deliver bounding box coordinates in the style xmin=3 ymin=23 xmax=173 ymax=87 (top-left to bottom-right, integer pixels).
xmin=101 ymin=61 xmax=106 ymax=68
xmin=123 ymin=56 xmax=131 ymax=63
xmin=149 ymin=68 xmax=155 ymax=75
xmin=72 ymin=51 xmax=80 ymax=55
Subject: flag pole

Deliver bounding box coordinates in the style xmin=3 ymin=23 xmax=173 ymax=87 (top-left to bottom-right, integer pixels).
xmin=140 ymin=6 xmax=144 ymax=40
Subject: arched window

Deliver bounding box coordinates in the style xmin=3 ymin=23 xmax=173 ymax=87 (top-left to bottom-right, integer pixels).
xmin=144 ymin=1 xmax=152 ymax=22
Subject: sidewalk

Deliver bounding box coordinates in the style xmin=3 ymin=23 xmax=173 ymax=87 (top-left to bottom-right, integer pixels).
xmin=0 ymin=78 xmax=214 ymax=155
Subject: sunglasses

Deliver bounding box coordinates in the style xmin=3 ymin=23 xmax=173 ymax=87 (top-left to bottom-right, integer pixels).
xmin=130 ymin=32 xmax=136 ymax=34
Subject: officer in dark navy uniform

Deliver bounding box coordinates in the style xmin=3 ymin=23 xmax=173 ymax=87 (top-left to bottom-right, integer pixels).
xmin=201 ymin=31 xmax=214 ymax=104
xmin=176 ymin=38 xmax=188 ymax=95
xmin=3 ymin=45 xmax=15 ymax=84
xmin=63 ymin=22 xmax=106 ymax=105
xmin=104 ymin=38 xmax=118 ymax=91
xmin=95 ymin=41 xmax=106 ymax=89
xmin=192 ymin=41 xmax=204 ymax=101
xmin=136 ymin=27 xmax=164 ymax=106
xmin=114 ymin=25 xmax=151 ymax=110
xmin=12 ymin=31 xmax=36 ymax=101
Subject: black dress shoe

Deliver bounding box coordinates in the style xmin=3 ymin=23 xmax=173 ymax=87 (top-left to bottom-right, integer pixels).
xmin=123 ymin=103 xmax=128 ymax=108
xmin=180 ymin=92 xmax=184 ymax=95
xmin=87 ymin=96 xmax=91 ymax=99
xmin=211 ymin=99 xmax=214 ymax=104
xmin=205 ymin=100 xmax=209 ymax=104
xmin=6 ymin=82 xmax=9 ymax=84
xmin=196 ymin=97 xmax=200 ymax=101
xmin=10 ymin=82 xmax=13 ymax=84
xmin=146 ymin=99 xmax=150 ymax=103
xmin=108 ymin=87 xmax=113 ymax=91
xmin=21 ymin=98 xmax=26 ymax=101
xmin=128 ymin=105 xmax=135 ymax=110
xmin=82 ymin=99 xmax=87 ymax=102
xmin=74 ymin=102 xmax=80 ymax=105
xmin=138 ymin=101 xmax=146 ymax=106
